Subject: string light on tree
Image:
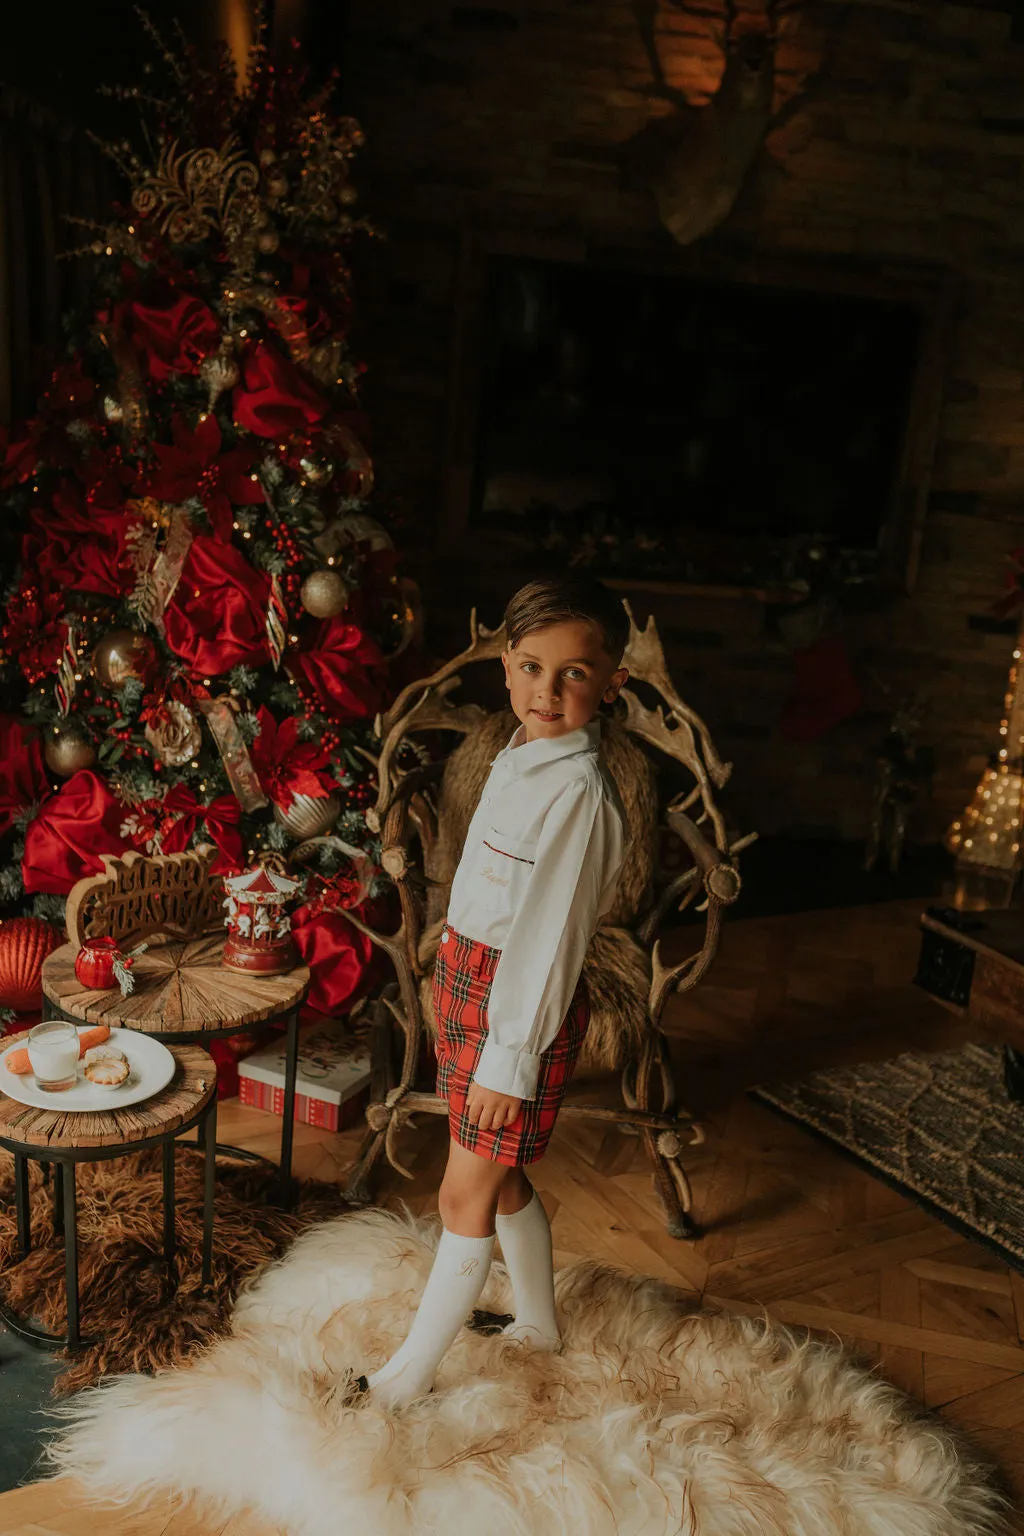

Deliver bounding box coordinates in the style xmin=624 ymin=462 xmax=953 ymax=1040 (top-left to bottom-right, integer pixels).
xmin=946 ymin=636 xmax=1024 ymax=874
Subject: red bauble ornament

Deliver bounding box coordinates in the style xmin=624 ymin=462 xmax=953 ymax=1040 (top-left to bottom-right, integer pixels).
xmin=0 ymin=917 xmax=63 ymax=1011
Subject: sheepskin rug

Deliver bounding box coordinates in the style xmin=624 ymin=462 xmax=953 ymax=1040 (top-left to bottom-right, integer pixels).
xmin=47 ymin=1209 xmax=1006 ymax=1536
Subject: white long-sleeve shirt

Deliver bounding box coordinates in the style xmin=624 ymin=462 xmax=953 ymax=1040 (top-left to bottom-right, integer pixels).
xmin=444 ymin=718 xmax=625 ymax=1100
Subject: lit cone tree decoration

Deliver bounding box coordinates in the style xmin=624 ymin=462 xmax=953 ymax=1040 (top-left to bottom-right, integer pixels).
xmin=947 ymin=558 xmax=1024 ymax=876
xmin=0 ymin=15 xmax=418 ymax=1023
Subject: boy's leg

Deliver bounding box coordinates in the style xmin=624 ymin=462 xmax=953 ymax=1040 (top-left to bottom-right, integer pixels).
xmin=367 ymin=1140 xmax=508 ymax=1409
xmin=493 ymin=1166 xmax=561 ymax=1349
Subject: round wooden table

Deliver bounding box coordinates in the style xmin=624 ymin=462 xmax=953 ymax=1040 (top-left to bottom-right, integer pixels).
xmin=0 ymin=1039 xmax=217 ymax=1350
xmin=41 ymin=934 xmax=311 ymax=1206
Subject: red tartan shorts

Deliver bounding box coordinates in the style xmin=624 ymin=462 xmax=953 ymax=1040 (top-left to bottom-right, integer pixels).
xmin=433 ymin=926 xmax=590 ymax=1167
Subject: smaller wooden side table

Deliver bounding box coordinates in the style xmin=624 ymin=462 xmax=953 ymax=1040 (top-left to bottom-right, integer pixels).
xmin=41 ymin=934 xmax=310 ymax=1206
xmin=916 ymin=905 xmax=1024 ymax=1098
xmin=0 ymin=1040 xmax=217 ymax=1350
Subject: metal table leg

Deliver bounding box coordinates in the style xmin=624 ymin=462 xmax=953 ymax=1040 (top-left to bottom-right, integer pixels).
xmin=162 ymin=1141 xmax=176 ymax=1269
xmin=14 ymin=1154 xmax=30 ymax=1258
xmin=279 ymin=1008 xmax=300 ymax=1210
xmin=62 ymin=1162 xmax=80 ymax=1349
xmin=202 ymin=1098 xmax=217 ymax=1289
xmin=53 ymin=1161 xmax=64 ymax=1239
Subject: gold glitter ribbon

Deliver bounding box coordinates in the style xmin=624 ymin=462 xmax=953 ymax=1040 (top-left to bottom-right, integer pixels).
xmin=196 ymin=695 xmax=269 ymax=813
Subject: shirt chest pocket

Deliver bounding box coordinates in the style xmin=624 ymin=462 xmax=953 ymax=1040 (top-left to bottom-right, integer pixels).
xmin=473 ymin=826 xmax=537 ymax=913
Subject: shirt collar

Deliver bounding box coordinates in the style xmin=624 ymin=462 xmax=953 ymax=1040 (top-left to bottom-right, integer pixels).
xmin=494 ymin=718 xmax=601 ymax=775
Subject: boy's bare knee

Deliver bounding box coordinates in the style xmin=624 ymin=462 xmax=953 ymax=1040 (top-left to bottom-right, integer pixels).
xmin=439 ymin=1175 xmax=499 ymax=1233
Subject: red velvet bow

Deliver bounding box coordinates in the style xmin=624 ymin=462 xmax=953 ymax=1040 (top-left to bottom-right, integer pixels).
xmin=232 ymin=340 xmax=327 ymax=439
xmin=127 ymin=295 xmax=221 ymax=382
xmin=249 ymin=705 xmax=335 ymax=808
xmin=286 ymin=616 xmax=383 ymax=722
xmin=21 ymin=770 xmax=129 ymax=895
xmin=164 ymin=534 xmax=271 ymax=678
xmin=145 ymin=412 xmax=264 ymax=543
xmin=0 ymin=716 xmax=50 ymax=836
xmin=159 ymin=785 xmax=243 ymax=873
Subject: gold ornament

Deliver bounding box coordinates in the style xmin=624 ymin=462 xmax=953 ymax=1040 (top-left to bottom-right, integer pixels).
xmin=300 ymin=569 xmax=351 ymax=619
xmin=199 ymin=347 xmax=241 ymax=411
xmin=102 ymin=394 xmax=124 ymax=423
xmin=259 ymin=147 xmax=276 ymax=167
xmin=45 ymin=729 xmax=96 ymax=777
xmin=257 ymin=228 xmax=280 ymax=254
xmin=298 ymin=451 xmax=334 ymax=485
xmin=92 ymin=629 xmax=157 ymax=689
xmin=266 ymin=173 xmax=289 ymax=200
xmin=144 ymin=700 xmax=203 ymax=766
xmin=132 ymin=137 xmax=259 ymax=248
xmin=273 ymin=792 xmax=341 ymax=840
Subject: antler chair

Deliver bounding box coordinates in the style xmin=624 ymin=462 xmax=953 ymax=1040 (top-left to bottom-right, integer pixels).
xmin=343 ymin=601 xmax=753 ymax=1238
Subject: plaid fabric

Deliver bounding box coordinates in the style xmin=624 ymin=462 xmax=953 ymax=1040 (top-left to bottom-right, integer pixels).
xmin=434 ymin=926 xmax=590 ymax=1166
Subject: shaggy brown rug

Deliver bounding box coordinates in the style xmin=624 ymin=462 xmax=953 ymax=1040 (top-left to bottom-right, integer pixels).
xmin=0 ymin=1147 xmax=350 ymax=1395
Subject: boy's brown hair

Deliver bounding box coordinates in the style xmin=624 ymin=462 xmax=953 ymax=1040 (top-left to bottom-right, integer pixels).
xmin=503 ymin=575 xmax=630 ymax=663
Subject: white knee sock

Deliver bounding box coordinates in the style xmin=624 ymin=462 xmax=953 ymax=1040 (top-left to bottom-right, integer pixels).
xmin=368 ymin=1227 xmax=495 ymax=1409
xmin=497 ymin=1190 xmax=561 ymax=1349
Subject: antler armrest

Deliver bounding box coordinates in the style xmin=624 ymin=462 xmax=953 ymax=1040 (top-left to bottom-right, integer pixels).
xmin=665 ymin=807 xmax=742 ymax=905
xmin=366 ymin=760 xmax=446 ymax=836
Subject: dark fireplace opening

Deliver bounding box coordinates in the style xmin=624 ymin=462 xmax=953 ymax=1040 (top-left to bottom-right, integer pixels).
xmin=471 ymin=254 xmax=923 ymax=586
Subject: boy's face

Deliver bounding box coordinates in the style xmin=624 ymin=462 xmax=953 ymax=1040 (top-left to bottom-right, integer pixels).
xmin=502 ymin=619 xmax=628 ymax=742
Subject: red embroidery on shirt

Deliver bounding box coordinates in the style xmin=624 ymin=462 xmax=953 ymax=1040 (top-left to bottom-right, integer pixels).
xmin=483 ymin=840 xmax=535 ymax=865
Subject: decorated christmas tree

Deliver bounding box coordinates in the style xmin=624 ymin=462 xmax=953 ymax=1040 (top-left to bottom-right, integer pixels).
xmin=0 ymin=18 xmax=410 ymax=1028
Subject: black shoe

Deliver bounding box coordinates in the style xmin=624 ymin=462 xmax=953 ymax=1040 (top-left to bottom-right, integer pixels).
xmin=468 ymin=1309 xmax=515 ymax=1336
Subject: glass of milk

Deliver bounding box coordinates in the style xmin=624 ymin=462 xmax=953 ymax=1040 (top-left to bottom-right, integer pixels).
xmin=27 ymin=1020 xmax=80 ymax=1092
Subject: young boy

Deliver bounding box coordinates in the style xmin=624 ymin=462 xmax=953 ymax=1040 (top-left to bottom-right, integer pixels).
xmin=363 ymin=574 xmax=628 ymax=1410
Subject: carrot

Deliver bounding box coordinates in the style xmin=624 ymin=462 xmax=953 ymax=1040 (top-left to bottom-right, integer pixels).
xmin=5 ymin=1048 xmax=31 ymax=1074
xmin=77 ymin=1024 xmax=111 ymax=1058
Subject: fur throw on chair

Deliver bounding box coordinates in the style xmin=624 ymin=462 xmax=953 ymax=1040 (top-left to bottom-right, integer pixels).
xmin=418 ymin=710 xmax=658 ymax=1073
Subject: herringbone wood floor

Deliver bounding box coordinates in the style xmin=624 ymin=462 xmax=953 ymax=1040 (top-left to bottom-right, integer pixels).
xmin=4 ymin=898 xmax=1024 ymax=1536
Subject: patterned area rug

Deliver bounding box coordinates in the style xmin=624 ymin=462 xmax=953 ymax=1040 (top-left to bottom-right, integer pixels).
xmin=751 ymin=1043 xmax=1024 ymax=1273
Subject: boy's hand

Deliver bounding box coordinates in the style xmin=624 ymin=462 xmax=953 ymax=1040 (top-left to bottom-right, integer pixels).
xmin=466 ymin=1082 xmax=522 ymax=1132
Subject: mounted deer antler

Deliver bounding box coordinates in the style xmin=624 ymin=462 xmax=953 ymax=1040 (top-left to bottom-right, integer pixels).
xmin=622 ymin=0 xmax=816 ymax=245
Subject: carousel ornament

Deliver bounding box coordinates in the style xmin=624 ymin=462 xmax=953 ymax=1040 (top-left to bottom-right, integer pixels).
xmin=222 ymin=861 xmax=301 ymax=975
xmin=92 ymin=628 xmax=157 ymax=689
xmin=300 ymin=568 xmax=350 ymax=619
xmin=45 ymin=727 xmax=96 ymax=777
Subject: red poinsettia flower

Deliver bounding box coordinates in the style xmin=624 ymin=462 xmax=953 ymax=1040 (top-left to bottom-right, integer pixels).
xmin=145 ymin=412 xmax=265 ymax=542
xmin=249 ymin=705 xmax=336 ymax=809
xmin=1 ymin=581 xmax=66 ymax=684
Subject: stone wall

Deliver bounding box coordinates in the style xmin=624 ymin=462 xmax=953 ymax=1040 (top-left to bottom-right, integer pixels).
xmin=342 ymin=0 xmax=1024 ymax=843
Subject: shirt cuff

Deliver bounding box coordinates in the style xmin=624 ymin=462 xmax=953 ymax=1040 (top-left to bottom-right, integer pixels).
xmin=471 ymin=1037 xmax=541 ymax=1100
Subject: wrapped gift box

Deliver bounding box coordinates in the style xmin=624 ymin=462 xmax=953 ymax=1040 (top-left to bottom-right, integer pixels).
xmin=238 ymin=1022 xmax=371 ymax=1132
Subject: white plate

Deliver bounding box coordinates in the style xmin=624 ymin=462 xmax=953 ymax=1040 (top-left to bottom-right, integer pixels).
xmin=0 ymin=1028 xmax=177 ymax=1113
